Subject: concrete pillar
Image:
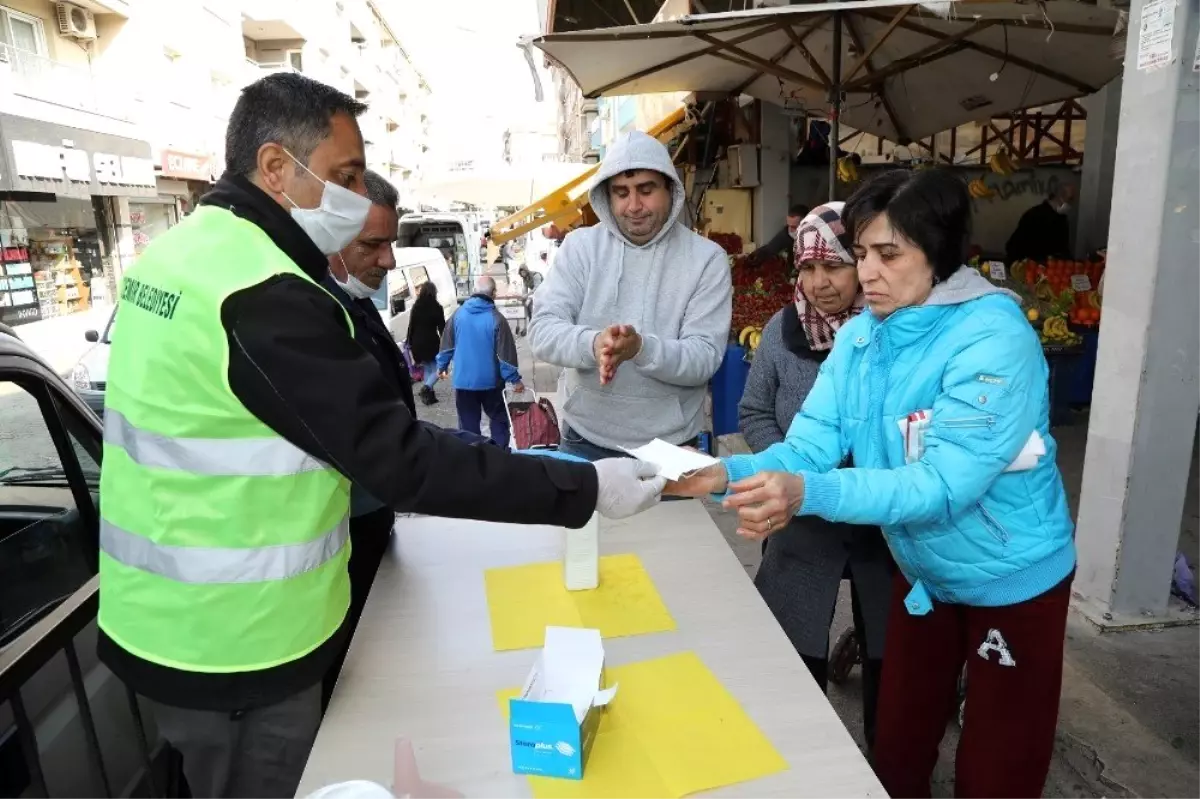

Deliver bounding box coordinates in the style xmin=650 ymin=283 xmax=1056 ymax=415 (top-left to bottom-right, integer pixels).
xmin=1073 ymin=0 xmax=1199 ymax=627
xmin=754 ymin=101 xmax=790 ymax=249
xmin=1075 ymin=79 xmax=1123 ymax=257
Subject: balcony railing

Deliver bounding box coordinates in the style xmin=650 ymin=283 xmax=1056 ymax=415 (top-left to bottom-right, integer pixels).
xmin=0 ymin=43 xmax=133 ymax=122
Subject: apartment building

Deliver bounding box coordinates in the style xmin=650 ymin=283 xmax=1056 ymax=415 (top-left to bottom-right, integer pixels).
xmin=0 ymin=0 xmax=430 ymax=327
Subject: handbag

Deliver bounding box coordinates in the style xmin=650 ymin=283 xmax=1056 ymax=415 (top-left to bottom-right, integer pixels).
xmin=401 ymin=341 xmax=424 ymax=382
xmin=505 ymin=389 xmax=561 ymax=450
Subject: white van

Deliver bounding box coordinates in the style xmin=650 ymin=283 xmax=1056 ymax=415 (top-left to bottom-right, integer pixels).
xmin=374 ymin=247 xmax=459 ymax=344
xmin=397 ymin=212 xmax=485 ymax=301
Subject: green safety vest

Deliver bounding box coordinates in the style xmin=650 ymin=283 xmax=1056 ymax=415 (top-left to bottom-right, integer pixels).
xmin=98 ymin=205 xmax=353 ymax=674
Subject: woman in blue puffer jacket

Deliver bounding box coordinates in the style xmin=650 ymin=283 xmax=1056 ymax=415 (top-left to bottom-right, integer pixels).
xmin=669 ymin=169 xmax=1074 ymax=798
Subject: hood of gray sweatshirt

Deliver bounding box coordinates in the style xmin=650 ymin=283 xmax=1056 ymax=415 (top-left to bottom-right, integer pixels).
xmin=529 ymin=131 xmax=733 ymax=451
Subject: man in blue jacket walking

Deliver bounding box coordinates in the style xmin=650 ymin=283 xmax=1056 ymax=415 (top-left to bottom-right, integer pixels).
xmin=437 ymin=276 xmax=524 ymax=447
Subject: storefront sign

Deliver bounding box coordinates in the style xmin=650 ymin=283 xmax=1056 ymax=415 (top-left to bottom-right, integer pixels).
xmin=94 ymin=152 xmax=156 ymax=187
xmin=0 ymin=114 xmax=155 ymax=199
xmin=161 ymin=149 xmax=214 ymax=181
xmin=10 ymin=141 xmax=155 ymax=189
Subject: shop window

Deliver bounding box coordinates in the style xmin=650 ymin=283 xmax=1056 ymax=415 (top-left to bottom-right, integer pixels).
xmin=129 ymin=203 xmax=177 ymax=256
xmin=0 ymin=6 xmax=47 ymax=59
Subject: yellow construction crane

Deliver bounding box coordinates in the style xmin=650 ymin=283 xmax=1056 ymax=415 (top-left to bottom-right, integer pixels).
xmin=489 ymin=106 xmax=698 ymax=245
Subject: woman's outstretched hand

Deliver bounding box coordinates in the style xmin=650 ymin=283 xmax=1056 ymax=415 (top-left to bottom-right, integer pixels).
xmin=722 ymin=472 xmax=806 ymax=540
xmin=663 ymin=462 xmax=728 ymax=497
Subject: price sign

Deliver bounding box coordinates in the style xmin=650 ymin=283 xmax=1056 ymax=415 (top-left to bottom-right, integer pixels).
xmin=986 ymin=261 xmax=1007 ymax=281
xmin=1071 ymin=274 xmax=1092 ymax=292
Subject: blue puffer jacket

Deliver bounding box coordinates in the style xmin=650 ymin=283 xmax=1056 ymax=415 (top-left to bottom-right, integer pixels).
xmin=725 ymin=268 xmax=1075 ymax=615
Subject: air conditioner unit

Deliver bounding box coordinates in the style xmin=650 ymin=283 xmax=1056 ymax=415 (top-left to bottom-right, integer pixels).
xmin=56 ymin=3 xmax=96 ymax=41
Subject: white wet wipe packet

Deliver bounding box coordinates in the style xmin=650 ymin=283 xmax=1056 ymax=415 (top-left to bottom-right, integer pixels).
xmin=897 ymin=410 xmax=1045 ymax=472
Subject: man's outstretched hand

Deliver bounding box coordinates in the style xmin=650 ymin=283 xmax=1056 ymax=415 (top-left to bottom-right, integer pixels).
xmin=593 ymin=324 xmax=643 ymax=385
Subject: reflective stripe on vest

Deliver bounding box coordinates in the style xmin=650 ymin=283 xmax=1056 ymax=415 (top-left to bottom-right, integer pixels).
xmin=104 ymin=409 xmax=328 ymax=476
xmin=100 ymin=515 xmax=349 ymax=584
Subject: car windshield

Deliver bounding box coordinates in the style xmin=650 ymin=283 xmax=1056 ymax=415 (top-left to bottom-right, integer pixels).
xmin=101 ymin=306 xmax=118 ymax=343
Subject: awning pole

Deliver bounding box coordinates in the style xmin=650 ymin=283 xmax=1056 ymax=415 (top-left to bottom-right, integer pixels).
xmin=828 ymin=11 xmax=842 ymax=203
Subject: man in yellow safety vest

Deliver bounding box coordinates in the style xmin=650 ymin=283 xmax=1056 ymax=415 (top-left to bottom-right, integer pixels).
xmin=97 ymin=72 xmax=665 ymax=798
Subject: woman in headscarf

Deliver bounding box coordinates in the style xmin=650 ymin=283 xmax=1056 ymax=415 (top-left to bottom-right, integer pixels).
xmin=738 ymin=202 xmax=892 ymax=754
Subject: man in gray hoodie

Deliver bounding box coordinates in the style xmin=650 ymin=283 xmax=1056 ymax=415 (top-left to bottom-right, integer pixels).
xmin=530 ymin=131 xmax=732 ymax=458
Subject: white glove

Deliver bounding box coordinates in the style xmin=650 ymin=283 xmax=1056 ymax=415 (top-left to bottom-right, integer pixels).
xmin=593 ymin=458 xmax=667 ymax=519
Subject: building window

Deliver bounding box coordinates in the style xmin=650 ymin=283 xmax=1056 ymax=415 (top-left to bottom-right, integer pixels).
xmin=287 ymin=49 xmax=303 ymax=71
xmin=0 ymin=5 xmax=47 ymax=58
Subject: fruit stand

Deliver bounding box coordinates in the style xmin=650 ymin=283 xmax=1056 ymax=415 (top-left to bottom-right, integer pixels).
xmin=977 ymin=253 xmax=1107 ymax=420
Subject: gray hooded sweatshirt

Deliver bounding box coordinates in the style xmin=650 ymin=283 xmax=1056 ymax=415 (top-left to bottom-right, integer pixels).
xmin=530 ymin=131 xmax=733 ymax=451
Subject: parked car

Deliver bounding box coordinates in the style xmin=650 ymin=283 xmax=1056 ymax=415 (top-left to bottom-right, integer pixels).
xmin=71 ymin=306 xmax=117 ymax=417
xmin=0 ymin=322 xmax=165 ymax=797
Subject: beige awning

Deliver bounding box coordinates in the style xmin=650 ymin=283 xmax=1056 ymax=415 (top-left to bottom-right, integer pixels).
xmin=533 ymin=0 xmax=1123 ymax=143
xmin=416 ymin=162 xmax=593 ymax=208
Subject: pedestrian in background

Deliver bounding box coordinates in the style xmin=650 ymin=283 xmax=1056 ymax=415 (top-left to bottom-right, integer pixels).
xmin=746 ymin=202 xmax=811 ymax=265
xmin=407 ymin=280 xmax=445 ymax=405
xmin=437 ymin=275 xmax=524 ymax=447
xmin=515 ymin=264 xmax=542 ymax=337
xmin=738 ymin=202 xmax=891 ymax=755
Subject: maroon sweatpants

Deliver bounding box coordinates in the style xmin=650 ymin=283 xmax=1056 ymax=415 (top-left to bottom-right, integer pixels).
xmin=872 ymin=571 xmax=1072 ymax=798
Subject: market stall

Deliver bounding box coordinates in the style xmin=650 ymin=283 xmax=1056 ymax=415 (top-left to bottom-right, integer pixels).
xmin=298 ymin=501 xmax=884 ymax=797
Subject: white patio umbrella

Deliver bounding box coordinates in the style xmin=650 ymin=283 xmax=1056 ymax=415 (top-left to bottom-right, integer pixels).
xmin=532 ymin=0 xmax=1123 ymax=198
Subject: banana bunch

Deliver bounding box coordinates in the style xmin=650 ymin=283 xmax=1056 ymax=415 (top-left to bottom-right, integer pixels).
xmin=968 ymin=178 xmax=996 ymax=199
xmin=987 ymin=149 xmax=1018 ymax=177
xmin=738 ymin=325 xmax=764 ymax=352
xmin=1038 ymin=315 xmax=1081 ymax=347
xmin=836 ymin=156 xmax=859 ymax=184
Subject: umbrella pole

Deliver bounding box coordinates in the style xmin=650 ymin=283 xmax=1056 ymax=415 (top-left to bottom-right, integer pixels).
xmin=828 ymin=11 xmax=842 ymax=203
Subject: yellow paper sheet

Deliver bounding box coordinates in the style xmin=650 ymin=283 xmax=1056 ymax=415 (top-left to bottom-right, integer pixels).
xmin=498 ymin=652 xmax=788 ymax=798
xmin=484 ymin=553 xmax=675 ymax=652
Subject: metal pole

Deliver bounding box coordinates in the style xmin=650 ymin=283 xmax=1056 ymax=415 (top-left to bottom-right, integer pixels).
xmin=828 ymin=12 xmax=842 ymax=202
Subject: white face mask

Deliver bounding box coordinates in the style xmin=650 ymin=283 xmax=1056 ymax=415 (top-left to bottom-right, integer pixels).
xmin=281 ymin=149 xmax=370 ymax=255
xmin=333 ymin=255 xmax=377 ymax=299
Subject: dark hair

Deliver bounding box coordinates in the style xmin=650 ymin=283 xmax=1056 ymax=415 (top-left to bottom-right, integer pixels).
xmin=416 ymin=280 xmax=438 ymax=303
xmin=843 ymin=168 xmax=971 ymax=283
xmin=225 ymin=72 xmax=367 ymax=177
xmin=363 ymin=170 xmax=399 ymax=211
xmin=788 ymin=203 xmax=810 ymax=218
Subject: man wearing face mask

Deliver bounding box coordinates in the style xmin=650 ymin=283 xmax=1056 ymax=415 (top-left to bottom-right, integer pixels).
xmin=1005 ymin=183 xmax=1075 ymax=264
xmin=95 ymin=73 xmax=665 ymax=799
xmin=317 ymin=169 xmax=414 ymax=709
